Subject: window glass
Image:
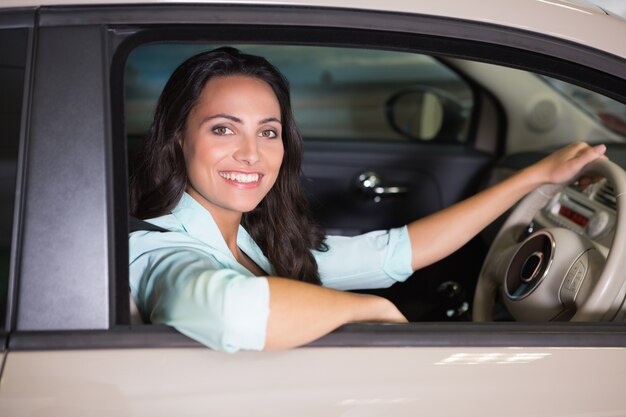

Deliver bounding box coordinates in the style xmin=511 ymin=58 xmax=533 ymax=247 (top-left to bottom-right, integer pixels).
xmin=541 ymin=76 xmax=626 ymax=137
xmin=0 ymin=28 xmax=28 ymax=325
xmin=125 ymin=44 xmax=474 ymax=147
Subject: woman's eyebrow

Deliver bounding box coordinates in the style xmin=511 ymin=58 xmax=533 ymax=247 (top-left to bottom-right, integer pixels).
xmin=200 ymin=114 xmax=242 ymax=125
xmin=199 ymin=114 xmax=281 ymax=125
xmin=259 ymin=117 xmax=281 ymax=125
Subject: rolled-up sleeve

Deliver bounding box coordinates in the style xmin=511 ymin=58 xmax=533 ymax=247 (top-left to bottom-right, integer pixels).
xmin=130 ymin=247 xmax=270 ymax=353
xmin=315 ymin=225 xmax=414 ymax=291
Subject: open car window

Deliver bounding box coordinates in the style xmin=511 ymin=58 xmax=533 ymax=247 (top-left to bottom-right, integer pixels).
xmin=122 ymin=39 xmax=626 ymax=326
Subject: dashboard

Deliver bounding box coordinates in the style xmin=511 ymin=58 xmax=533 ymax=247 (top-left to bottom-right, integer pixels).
xmin=536 ymin=179 xmax=616 ymax=249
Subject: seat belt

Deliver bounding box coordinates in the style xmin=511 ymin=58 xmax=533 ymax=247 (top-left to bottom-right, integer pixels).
xmin=129 ymin=216 xmax=169 ymax=233
xmin=128 ymin=216 xmax=168 ymax=325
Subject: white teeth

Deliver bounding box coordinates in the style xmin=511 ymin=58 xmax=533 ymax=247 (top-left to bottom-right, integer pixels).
xmin=220 ymin=172 xmax=260 ymax=183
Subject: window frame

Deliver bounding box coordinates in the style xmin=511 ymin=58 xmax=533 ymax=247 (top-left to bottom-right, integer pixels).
xmin=0 ymin=8 xmax=35 ymax=351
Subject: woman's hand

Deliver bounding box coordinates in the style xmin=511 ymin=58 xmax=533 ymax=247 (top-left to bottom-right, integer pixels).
xmin=406 ymin=141 xmax=606 ymax=271
xmin=352 ymin=295 xmax=408 ymax=324
xmin=525 ymin=142 xmax=606 ymax=186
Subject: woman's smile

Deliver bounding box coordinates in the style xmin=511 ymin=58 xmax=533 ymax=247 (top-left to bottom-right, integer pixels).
xmin=218 ymin=171 xmax=264 ymax=185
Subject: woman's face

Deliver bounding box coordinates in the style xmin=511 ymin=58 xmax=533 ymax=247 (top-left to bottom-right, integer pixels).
xmin=180 ymin=75 xmax=285 ymax=219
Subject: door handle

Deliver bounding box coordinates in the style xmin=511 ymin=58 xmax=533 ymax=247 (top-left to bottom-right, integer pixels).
xmin=356 ymin=171 xmax=407 ymax=201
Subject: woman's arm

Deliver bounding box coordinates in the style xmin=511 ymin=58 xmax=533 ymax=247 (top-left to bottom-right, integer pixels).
xmin=264 ymin=276 xmax=406 ymax=350
xmin=263 ymin=143 xmax=605 ymax=350
xmin=132 ymin=230 xmax=407 ymax=352
xmin=407 ymin=142 xmax=606 ymax=270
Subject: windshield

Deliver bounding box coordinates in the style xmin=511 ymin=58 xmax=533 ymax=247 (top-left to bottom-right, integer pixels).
xmin=540 ymin=76 xmax=626 ymax=138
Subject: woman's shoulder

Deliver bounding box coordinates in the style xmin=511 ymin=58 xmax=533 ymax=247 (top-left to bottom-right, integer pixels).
xmin=128 ymin=210 xmax=234 ymax=267
xmin=129 ymin=213 xmax=198 ymax=258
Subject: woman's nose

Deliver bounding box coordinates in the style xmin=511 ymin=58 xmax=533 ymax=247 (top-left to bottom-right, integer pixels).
xmin=233 ymin=135 xmax=260 ymax=165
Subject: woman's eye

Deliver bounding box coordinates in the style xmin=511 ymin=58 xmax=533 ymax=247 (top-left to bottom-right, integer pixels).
xmin=259 ymin=129 xmax=278 ymax=139
xmin=213 ymin=126 xmax=234 ymax=135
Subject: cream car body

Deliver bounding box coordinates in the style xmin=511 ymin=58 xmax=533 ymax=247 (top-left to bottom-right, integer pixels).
xmin=1 ymin=0 xmax=626 ymax=416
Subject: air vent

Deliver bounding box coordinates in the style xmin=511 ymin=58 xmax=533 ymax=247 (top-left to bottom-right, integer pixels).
xmin=594 ymin=181 xmax=617 ymax=210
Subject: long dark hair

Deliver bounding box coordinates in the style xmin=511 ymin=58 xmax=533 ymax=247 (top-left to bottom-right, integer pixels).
xmin=130 ymin=47 xmax=326 ymax=284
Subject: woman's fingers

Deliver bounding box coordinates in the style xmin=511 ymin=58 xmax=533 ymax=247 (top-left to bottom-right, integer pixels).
xmin=543 ymin=142 xmax=607 ymax=184
xmin=577 ymin=176 xmax=599 ymax=189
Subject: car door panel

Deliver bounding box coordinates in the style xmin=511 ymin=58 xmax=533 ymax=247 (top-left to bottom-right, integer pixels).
xmin=2 ymin=343 xmax=626 ymax=416
xmin=303 ymin=141 xmax=493 ymax=235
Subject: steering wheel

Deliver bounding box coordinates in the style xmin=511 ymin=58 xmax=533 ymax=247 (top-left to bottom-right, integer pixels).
xmin=473 ymin=158 xmax=626 ymax=322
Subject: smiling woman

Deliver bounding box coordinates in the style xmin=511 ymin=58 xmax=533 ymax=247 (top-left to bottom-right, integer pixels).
xmin=127 ymin=47 xmax=606 ymax=353
xmin=180 ymin=75 xmax=285 ymax=275
xmin=130 ymin=47 xmax=329 ymax=285
xmin=129 ymin=48 xmax=411 ymax=352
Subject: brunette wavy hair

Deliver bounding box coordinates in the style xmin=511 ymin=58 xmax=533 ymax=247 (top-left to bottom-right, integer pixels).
xmin=130 ymin=47 xmax=326 ymax=284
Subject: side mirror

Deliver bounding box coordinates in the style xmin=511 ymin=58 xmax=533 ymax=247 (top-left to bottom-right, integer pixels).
xmin=386 ymin=88 xmax=467 ymax=142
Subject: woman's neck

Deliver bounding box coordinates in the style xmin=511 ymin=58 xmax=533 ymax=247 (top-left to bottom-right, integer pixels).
xmin=210 ymin=208 xmax=242 ymax=257
xmin=210 ymin=208 xmax=265 ymax=275
xmin=184 ymin=189 xmax=265 ymax=274
xmin=185 ymin=188 xmax=243 ymax=256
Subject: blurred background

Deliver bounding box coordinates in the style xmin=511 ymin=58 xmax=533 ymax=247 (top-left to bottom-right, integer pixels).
xmin=591 ymin=0 xmax=626 ymax=17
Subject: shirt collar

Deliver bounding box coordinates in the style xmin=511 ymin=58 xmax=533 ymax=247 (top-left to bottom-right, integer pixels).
xmin=170 ymin=193 xmax=274 ymax=275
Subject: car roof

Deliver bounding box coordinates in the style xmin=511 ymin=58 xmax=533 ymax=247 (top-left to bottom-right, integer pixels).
xmin=2 ymin=0 xmax=626 ymax=60
xmin=0 ymin=0 xmax=607 ymax=12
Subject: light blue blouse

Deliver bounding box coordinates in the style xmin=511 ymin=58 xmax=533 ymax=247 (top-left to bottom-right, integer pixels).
xmin=129 ymin=192 xmax=413 ymax=352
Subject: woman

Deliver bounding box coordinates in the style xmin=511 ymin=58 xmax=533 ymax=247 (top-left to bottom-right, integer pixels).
xmin=129 ymin=47 xmax=605 ymax=353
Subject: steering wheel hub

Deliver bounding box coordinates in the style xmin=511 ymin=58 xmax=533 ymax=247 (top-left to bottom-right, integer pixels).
xmin=504 ymin=227 xmax=597 ymax=321
xmin=505 ymin=232 xmax=553 ymax=300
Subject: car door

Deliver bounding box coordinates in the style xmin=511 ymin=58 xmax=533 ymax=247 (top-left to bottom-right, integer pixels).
xmin=2 ymin=3 xmax=626 ymax=417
